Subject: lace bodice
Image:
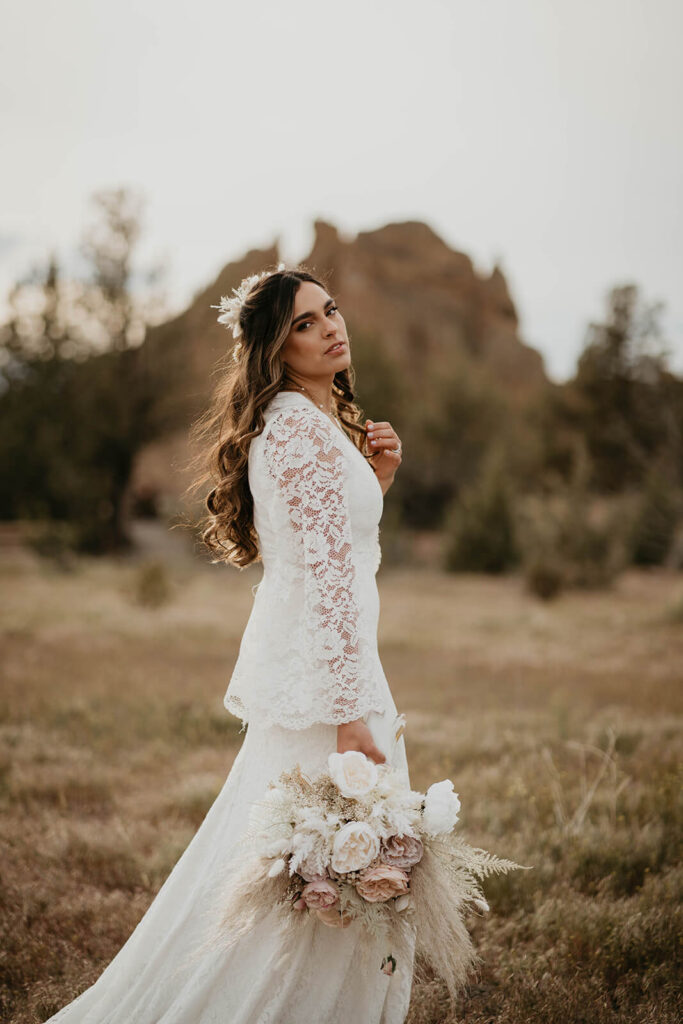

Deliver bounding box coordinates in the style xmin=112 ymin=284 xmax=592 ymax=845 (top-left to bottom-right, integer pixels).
xmin=223 ymin=390 xmax=390 ymax=731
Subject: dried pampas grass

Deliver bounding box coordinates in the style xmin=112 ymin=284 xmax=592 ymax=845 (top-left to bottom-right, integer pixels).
xmin=410 ymin=834 xmax=530 ymax=1003
xmin=410 ymin=846 xmax=480 ymax=999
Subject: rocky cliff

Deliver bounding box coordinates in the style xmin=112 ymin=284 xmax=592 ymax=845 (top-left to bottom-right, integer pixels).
xmin=133 ymin=219 xmax=549 ymax=506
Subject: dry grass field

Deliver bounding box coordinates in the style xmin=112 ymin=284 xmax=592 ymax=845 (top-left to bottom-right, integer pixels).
xmin=1 ymin=537 xmax=681 ymax=1023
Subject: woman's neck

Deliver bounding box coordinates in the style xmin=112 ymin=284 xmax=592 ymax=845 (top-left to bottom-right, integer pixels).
xmin=283 ymin=377 xmax=334 ymax=415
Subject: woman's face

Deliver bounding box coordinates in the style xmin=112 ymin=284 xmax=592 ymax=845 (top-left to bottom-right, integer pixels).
xmin=280 ymin=280 xmax=350 ymax=380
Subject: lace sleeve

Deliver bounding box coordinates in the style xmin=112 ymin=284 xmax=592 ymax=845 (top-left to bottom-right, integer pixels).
xmin=263 ymin=408 xmax=379 ymax=725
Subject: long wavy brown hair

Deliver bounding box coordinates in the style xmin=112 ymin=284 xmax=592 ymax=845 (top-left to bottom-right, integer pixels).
xmin=186 ymin=264 xmax=371 ymax=568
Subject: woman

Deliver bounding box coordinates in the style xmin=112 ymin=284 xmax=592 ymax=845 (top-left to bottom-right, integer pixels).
xmin=46 ymin=264 xmax=414 ymax=1023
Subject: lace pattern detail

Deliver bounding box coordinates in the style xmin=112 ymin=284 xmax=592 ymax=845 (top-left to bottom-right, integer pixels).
xmin=261 ymin=407 xmax=385 ymax=724
xmin=223 ymin=396 xmax=387 ymax=731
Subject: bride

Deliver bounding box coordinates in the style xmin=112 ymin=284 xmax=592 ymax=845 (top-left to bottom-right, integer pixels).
xmin=45 ymin=263 xmax=414 ymax=1023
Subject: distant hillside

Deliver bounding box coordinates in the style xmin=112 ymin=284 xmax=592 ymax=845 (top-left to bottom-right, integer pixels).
xmin=133 ymin=219 xmax=549 ymax=508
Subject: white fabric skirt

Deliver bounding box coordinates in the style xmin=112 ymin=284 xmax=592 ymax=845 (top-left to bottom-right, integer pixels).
xmin=45 ymin=701 xmax=415 ymax=1024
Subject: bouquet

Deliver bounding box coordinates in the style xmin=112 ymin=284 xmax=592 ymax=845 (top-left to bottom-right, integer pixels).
xmin=207 ymin=715 xmax=528 ymax=1002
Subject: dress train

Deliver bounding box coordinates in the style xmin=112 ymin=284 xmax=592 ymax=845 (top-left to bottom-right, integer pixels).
xmin=46 ymin=706 xmax=415 ymax=1023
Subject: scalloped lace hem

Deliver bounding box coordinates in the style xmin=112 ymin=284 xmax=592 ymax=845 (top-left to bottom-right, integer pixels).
xmin=223 ymin=692 xmax=389 ymax=732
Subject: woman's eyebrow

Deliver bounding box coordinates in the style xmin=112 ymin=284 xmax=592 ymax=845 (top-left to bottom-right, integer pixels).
xmin=291 ymin=296 xmax=335 ymax=326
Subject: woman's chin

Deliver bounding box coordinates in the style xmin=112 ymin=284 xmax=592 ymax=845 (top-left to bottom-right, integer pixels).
xmin=325 ymin=351 xmax=351 ymax=371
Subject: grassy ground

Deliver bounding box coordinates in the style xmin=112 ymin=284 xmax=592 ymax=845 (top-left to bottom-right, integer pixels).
xmin=0 ymin=539 xmax=681 ymax=1023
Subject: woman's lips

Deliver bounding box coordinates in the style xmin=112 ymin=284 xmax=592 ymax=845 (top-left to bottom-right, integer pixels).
xmin=325 ymin=341 xmax=346 ymax=354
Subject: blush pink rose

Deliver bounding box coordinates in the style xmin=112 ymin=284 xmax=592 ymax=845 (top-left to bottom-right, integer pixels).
xmin=379 ymin=833 xmax=424 ymax=869
xmin=301 ymin=879 xmax=340 ymax=911
xmin=356 ymin=864 xmax=410 ymax=903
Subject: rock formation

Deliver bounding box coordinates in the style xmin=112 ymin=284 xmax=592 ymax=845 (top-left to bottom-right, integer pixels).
xmin=133 ymin=219 xmax=549 ymax=508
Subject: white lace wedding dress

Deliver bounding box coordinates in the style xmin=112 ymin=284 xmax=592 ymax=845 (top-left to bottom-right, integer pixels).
xmin=46 ymin=389 xmax=416 ymax=1024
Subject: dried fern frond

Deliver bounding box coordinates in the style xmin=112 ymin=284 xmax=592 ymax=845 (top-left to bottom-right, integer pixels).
xmin=434 ymin=833 xmax=532 ymax=880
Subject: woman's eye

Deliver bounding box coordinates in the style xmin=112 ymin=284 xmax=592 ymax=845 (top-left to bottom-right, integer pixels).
xmin=296 ymin=305 xmax=339 ymax=331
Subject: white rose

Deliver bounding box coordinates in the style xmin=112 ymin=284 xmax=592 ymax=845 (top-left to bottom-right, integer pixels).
xmin=395 ymin=894 xmax=411 ymax=911
xmin=422 ymin=779 xmax=461 ymax=835
xmin=328 ymin=750 xmax=378 ymax=798
xmin=331 ymin=822 xmax=380 ymax=873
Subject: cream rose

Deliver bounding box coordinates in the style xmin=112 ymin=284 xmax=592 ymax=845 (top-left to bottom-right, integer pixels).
xmin=356 ymin=864 xmax=410 ymax=903
xmin=328 ymin=750 xmax=378 ymax=798
xmin=422 ymin=779 xmax=461 ymax=835
xmin=301 ymin=879 xmax=340 ymax=911
xmin=331 ymin=822 xmax=380 ymax=874
xmin=379 ymin=833 xmax=424 ymax=869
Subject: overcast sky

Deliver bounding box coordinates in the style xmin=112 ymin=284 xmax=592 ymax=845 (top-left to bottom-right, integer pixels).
xmin=2 ymin=0 xmax=681 ymax=382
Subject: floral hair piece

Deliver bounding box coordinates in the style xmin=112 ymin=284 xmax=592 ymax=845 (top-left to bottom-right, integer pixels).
xmin=211 ymin=262 xmax=286 ymax=341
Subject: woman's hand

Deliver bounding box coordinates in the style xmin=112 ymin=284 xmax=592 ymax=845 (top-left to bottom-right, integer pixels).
xmin=337 ymin=718 xmax=387 ymax=764
xmin=365 ymin=419 xmax=402 ymax=495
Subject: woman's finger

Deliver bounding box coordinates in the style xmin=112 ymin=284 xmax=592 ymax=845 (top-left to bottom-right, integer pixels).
xmin=368 ymin=435 xmax=401 ymax=451
xmin=366 ymin=742 xmax=387 ymax=764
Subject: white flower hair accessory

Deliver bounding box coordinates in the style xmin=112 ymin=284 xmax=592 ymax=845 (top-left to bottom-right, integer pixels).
xmin=211 ymin=262 xmax=286 ymax=341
